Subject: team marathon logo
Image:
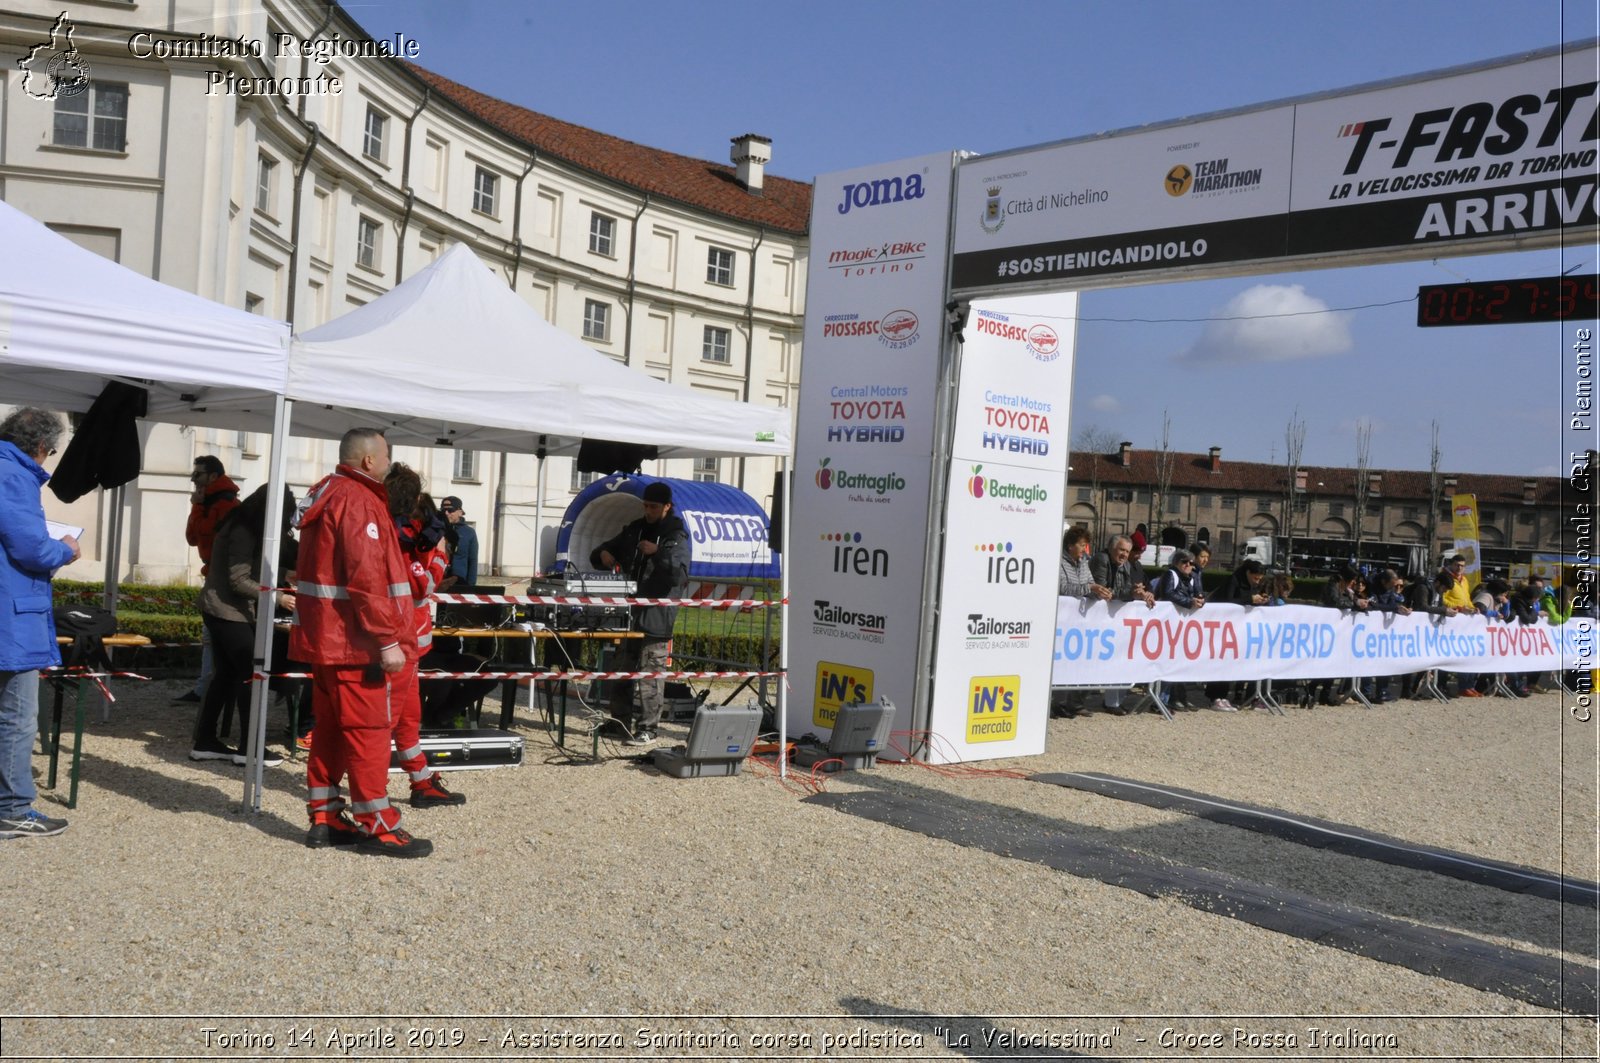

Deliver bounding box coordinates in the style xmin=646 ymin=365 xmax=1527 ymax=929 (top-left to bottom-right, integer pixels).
xmin=980 ymin=181 xmax=1110 ymax=234
xmin=965 ymin=612 xmax=1033 ymax=651
xmin=1163 ymin=156 xmax=1264 ymax=198
xmin=970 ymin=310 xmax=1060 ymax=362
xmin=973 ymin=539 xmax=1036 ymax=586
xmin=19 ymin=13 xmax=91 ymax=101
xmin=812 ymin=599 xmax=887 ymax=644
xmin=814 ymin=458 xmax=907 ymax=502
xmin=820 ymin=310 xmax=920 ymax=349
xmin=827 ymin=383 xmax=909 ymax=444
xmin=825 ymin=241 xmax=927 ymax=281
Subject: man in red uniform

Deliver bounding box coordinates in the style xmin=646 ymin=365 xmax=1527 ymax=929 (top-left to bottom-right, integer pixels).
xmin=291 ymin=429 xmax=431 ymax=858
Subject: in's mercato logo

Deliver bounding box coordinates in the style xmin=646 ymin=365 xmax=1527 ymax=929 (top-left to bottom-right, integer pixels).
xmin=975 ymin=540 xmax=1035 ymax=585
xmin=836 ymin=171 xmax=926 ymax=215
xmin=815 ymin=661 xmax=875 ymax=729
xmin=812 ymin=599 xmax=887 ymax=644
xmin=822 ymin=530 xmax=889 ymax=578
xmin=816 ymin=459 xmax=906 ymax=500
xmin=965 ymin=465 xmax=1048 ymax=508
xmin=966 ymin=674 xmax=1020 ymax=744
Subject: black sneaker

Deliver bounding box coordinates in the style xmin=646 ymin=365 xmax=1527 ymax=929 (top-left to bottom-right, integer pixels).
xmin=189 ymin=744 xmax=239 ymax=762
xmin=231 ymin=748 xmax=286 ymax=767
xmin=0 ymin=810 xmax=69 ymax=838
xmin=305 ymin=814 xmax=364 ymax=848
xmin=622 ymin=729 xmax=657 ymax=747
xmin=172 ymin=690 xmax=201 ymax=704
xmin=357 ymin=828 xmax=433 ymax=859
xmin=409 ymin=775 xmax=467 ymax=808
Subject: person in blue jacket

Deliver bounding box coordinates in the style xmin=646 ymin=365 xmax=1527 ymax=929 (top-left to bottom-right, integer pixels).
xmin=0 ymin=408 xmax=81 ymax=838
xmin=439 ymin=495 xmax=478 ymax=587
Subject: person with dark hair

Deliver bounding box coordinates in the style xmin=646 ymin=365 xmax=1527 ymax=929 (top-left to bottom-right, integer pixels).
xmin=177 ymin=454 xmax=241 ymax=705
xmin=438 ymin=495 xmax=478 ymax=587
xmin=189 ymin=484 xmax=294 ymax=765
xmin=1057 ymin=526 xmax=1104 ymax=599
xmin=1200 ymin=559 xmax=1269 ymax=711
xmin=1152 ymin=549 xmax=1205 ymax=609
xmin=384 ymin=465 xmax=465 ymax=808
xmin=292 ymin=428 xmax=430 ymax=858
xmin=591 ymin=481 xmax=691 ymax=745
xmin=0 ymin=407 xmax=80 ymax=838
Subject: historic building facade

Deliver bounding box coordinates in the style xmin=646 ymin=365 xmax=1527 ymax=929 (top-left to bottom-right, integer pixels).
xmin=0 ymin=1 xmax=810 ymax=581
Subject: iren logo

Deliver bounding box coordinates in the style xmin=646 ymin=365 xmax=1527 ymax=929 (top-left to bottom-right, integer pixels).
xmin=823 ymin=530 xmax=889 ymax=577
xmin=975 ymin=540 xmax=1034 ymax=585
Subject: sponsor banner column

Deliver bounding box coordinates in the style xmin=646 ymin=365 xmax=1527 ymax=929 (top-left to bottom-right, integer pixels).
xmin=788 ymin=153 xmax=957 ymax=741
xmin=927 ymin=294 xmax=1077 ymax=762
xmin=1452 ymin=493 xmax=1484 ymax=590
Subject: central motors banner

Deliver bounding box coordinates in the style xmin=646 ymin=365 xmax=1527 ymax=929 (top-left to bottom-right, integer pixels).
xmin=1052 ymin=599 xmax=1596 ymax=685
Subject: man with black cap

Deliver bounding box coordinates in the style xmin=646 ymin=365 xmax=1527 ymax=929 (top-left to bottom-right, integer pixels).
xmin=590 ymin=480 xmax=691 ymax=745
xmin=439 ymin=495 xmax=478 ymax=587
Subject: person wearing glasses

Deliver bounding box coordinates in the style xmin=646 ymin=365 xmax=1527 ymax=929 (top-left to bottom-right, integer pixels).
xmin=0 ymin=408 xmax=81 ymax=838
xmin=438 ymin=495 xmax=478 ymax=587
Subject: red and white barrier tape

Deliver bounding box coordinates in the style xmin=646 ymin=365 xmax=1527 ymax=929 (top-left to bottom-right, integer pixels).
xmin=432 ymin=592 xmax=783 ymax=609
xmin=254 ymin=669 xmax=783 ymax=682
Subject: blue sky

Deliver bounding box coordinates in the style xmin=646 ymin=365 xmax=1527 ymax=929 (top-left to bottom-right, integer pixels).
xmin=350 ymin=0 xmax=1598 ymax=476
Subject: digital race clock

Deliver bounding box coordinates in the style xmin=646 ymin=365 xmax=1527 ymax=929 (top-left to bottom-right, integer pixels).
xmin=1416 ymin=274 xmax=1600 ymax=327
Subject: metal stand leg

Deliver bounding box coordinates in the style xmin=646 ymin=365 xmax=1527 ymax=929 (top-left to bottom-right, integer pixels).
xmin=1347 ymin=675 xmax=1375 ymax=709
xmin=1128 ymin=680 xmax=1173 ymax=721
xmin=1255 ymin=679 xmax=1285 ymax=716
xmin=1488 ymin=672 xmax=1519 ymax=699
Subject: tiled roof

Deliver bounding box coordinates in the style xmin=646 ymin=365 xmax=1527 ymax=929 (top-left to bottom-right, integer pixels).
xmin=402 ymin=64 xmax=813 ymax=235
xmin=1070 ymin=447 xmax=1576 ymax=507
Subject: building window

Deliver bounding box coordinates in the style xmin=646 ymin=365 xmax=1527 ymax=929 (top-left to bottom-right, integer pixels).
xmin=1517 ymin=511 xmax=1535 ymax=524
xmin=362 ymin=105 xmax=387 ymax=162
xmin=255 ymin=154 xmax=276 ymax=214
xmin=1165 ymin=494 xmax=1182 ymax=514
xmin=356 ymin=215 xmax=381 ymax=269
xmin=706 ymin=247 xmax=735 ymax=287
xmin=1403 ymin=505 xmax=1420 ymax=520
xmin=1328 ymin=502 xmax=1345 ymax=517
xmin=244 ymin=293 xmax=264 ymax=315
xmin=1221 ymin=496 xmax=1237 ymax=510
xmin=589 ymin=212 xmax=615 ymax=256
xmin=453 ymin=449 xmax=478 ymax=481
xmin=570 ymin=466 xmax=599 ymax=492
xmin=1481 ymin=509 xmax=1498 ymax=522
xmin=1198 ymin=493 xmax=1214 ymax=509
xmin=53 ymin=82 xmax=128 ymax=151
xmin=582 ymin=299 xmax=610 ymax=342
xmin=1075 ymin=488 xmax=1092 ymax=502
xmin=1108 ymin=489 xmax=1133 ymax=503
xmin=702 ymin=325 xmax=731 ymax=363
xmin=472 ymin=166 xmax=498 ymax=216
xmin=693 ymin=457 xmax=720 ymax=483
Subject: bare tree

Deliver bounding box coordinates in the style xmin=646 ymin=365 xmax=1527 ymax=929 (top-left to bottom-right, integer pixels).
xmin=1151 ymin=409 xmax=1175 ymax=545
xmin=1282 ymin=409 xmax=1307 ymax=568
xmin=1071 ymin=423 xmax=1122 ymax=544
xmin=1352 ymin=419 xmax=1373 ymax=565
xmin=1426 ymin=419 xmax=1442 ymax=571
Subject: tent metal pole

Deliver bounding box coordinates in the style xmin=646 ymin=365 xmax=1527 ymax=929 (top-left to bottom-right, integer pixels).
xmin=101 ymin=484 xmax=123 ymax=613
xmin=533 ymin=453 xmax=546 ymax=574
xmin=243 ymin=395 xmax=294 ymax=813
xmin=777 ymin=454 xmax=790 ymax=779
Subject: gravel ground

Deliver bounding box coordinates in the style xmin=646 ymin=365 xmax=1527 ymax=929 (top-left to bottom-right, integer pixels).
xmin=2 ymin=675 xmax=1596 ymax=1060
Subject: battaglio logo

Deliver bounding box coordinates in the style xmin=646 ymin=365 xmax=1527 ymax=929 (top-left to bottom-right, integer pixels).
xmin=965 ymin=465 xmax=1048 ymax=506
xmin=816 ymin=459 xmax=906 ymax=497
xmin=836 ymin=171 xmax=926 ymax=215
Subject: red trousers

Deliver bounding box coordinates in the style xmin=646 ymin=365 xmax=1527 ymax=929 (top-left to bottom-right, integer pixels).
xmin=390 ymin=660 xmax=429 ymax=783
xmin=306 ymin=664 xmax=404 ymax=835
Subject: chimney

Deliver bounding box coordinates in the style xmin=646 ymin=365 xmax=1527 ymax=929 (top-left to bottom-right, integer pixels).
xmin=1208 ymin=446 xmax=1221 ymax=474
xmin=1118 ymin=441 xmax=1133 ymax=467
xmin=1294 ymin=467 xmax=1308 ymax=492
xmin=1368 ymin=472 xmax=1382 ymax=495
xmin=730 ymin=133 xmax=772 ymax=194
xmin=1522 ymin=478 xmax=1538 ymax=504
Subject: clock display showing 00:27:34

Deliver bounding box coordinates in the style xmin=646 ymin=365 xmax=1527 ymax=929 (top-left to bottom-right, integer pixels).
xmin=1415 ymin=274 xmax=1600 ymax=327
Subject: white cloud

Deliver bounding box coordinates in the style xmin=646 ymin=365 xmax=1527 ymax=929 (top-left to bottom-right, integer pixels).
xmin=1089 ymin=393 xmax=1121 ymax=413
xmin=1178 ymin=284 xmax=1352 ymax=364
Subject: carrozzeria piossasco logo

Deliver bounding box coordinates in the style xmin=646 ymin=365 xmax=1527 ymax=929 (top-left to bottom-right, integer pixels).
xmin=970 ymin=310 xmax=1060 ymax=362
xmin=820 ymin=309 xmax=920 ymax=349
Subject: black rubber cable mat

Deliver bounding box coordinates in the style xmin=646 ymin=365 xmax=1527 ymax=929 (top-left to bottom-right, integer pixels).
xmin=1034 ymin=771 xmax=1600 ymax=908
xmin=807 ymin=788 xmax=1597 ymax=1015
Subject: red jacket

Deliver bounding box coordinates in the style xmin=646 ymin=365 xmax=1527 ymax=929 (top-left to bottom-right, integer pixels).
xmin=185 ymin=474 xmax=240 ymax=573
xmin=289 ymin=465 xmax=416 ymax=666
xmin=398 ymin=519 xmax=449 ymax=654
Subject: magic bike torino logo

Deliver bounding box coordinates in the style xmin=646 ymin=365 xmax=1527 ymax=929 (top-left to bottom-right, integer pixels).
xmin=19 ymin=13 xmax=91 ymax=101
xmin=965 ymin=465 xmax=1048 ymax=514
xmin=966 ymin=674 xmax=1020 ymax=744
xmin=965 ymin=612 xmax=1033 ymax=651
xmin=820 ymin=310 xmax=921 ymax=350
xmin=821 ymin=530 xmax=889 ymax=578
xmin=812 ymin=599 xmax=887 ymax=644
xmin=973 ymin=540 xmax=1036 ymax=586
xmin=827 ymin=383 xmax=909 ymax=445
xmin=970 ymin=311 xmax=1060 ymax=362
xmin=814 ymin=661 xmax=875 ymax=728
xmin=1163 ymin=156 xmax=1264 ymax=197
xmin=825 ymin=240 xmax=927 ymax=281
xmin=815 ymin=459 xmax=906 ymax=504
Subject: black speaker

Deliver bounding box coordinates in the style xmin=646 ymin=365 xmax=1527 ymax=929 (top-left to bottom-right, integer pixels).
xmin=575 ymin=438 xmax=657 ymax=474
xmin=767 ymin=470 xmax=786 ymax=553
